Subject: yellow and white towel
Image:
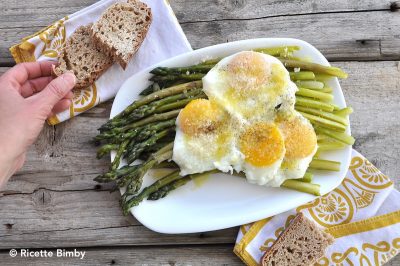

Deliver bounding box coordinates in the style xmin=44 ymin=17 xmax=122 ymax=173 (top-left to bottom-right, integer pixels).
xmin=235 ymin=149 xmax=400 ymax=265
xmin=10 ymin=0 xmax=192 ymax=125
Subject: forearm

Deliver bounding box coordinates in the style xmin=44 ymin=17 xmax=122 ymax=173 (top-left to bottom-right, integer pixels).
xmin=0 ymin=157 xmax=13 ymax=189
xmin=0 ymin=146 xmax=22 ymax=190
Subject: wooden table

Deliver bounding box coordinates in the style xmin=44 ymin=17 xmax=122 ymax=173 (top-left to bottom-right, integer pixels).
xmin=0 ymin=0 xmax=399 ymax=265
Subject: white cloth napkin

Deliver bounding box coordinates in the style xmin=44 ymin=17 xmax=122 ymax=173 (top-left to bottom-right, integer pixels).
xmin=10 ymin=0 xmax=192 ymax=125
xmin=234 ymin=149 xmax=400 ymax=266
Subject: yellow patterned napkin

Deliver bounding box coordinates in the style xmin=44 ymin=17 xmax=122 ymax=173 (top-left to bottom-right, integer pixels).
xmin=10 ymin=0 xmax=191 ymax=125
xmin=235 ymin=149 xmax=400 ymax=265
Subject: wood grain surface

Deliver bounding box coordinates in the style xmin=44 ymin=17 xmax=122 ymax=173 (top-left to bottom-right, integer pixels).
xmin=0 ymin=0 xmax=399 ymax=265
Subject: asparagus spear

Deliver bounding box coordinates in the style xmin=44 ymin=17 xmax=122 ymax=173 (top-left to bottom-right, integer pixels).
xmin=96 ymin=144 xmax=119 ymax=159
xmin=289 ymin=71 xmax=315 ymax=80
xmin=124 ymin=151 xmax=174 ymax=198
xmin=123 ymin=169 xmax=219 ymax=214
xmin=298 ymin=172 xmax=313 ymax=183
xmin=295 ymin=106 xmax=348 ymax=126
xmin=299 ymin=111 xmax=347 ymax=132
xmin=317 ymin=141 xmax=347 ymax=151
xmin=153 ymin=94 xmax=206 ymax=113
xmin=309 ymin=158 xmax=341 ymax=171
xmin=120 ymin=109 xmax=180 ymax=132
xmin=295 ymin=96 xmax=335 ymax=112
xmin=117 ymin=142 xmax=174 ymax=190
xmin=126 ymin=128 xmax=174 ymax=164
xmin=122 ymin=169 xmax=181 ymax=214
xmin=295 ymin=80 xmax=324 ymax=89
xmin=150 ymin=73 xmax=205 ymax=82
xmin=100 ymin=81 xmax=202 ymax=131
xmin=281 ymin=180 xmax=321 ymax=196
xmin=150 ymin=65 xmax=214 ymax=75
xmin=140 ymin=83 xmax=161 ymax=96
xmin=296 ymin=88 xmax=334 ymax=102
xmin=151 ymin=161 xmax=179 ymax=169
xmin=147 ymin=176 xmax=184 ymax=200
xmin=111 ymin=139 xmax=130 ymax=170
xmin=95 ymin=116 xmax=177 ymax=146
xmin=138 ymin=119 xmax=176 ymax=141
xmin=97 ymin=126 xmax=143 ymax=143
xmin=121 ymin=88 xmax=204 ymax=123
xmin=334 ymin=107 xmax=354 ymax=117
xmin=94 ymin=165 xmax=139 ymax=183
xmin=254 ymin=46 xmax=300 ymax=57
xmin=315 ymin=127 xmax=355 ymax=145
xmin=282 ymin=59 xmax=348 ymax=78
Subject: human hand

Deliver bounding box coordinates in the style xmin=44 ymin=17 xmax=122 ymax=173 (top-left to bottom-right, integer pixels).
xmin=0 ymin=61 xmax=76 ymax=189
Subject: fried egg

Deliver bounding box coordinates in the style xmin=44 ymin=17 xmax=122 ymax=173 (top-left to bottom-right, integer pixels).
xmin=237 ymin=122 xmax=286 ymax=185
xmin=203 ymin=51 xmax=298 ymax=122
xmin=272 ymin=112 xmax=318 ymax=186
xmin=172 ymin=99 xmax=243 ymax=176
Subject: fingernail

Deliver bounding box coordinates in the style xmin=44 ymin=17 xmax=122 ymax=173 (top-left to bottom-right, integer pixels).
xmin=62 ymin=72 xmax=76 ymax=85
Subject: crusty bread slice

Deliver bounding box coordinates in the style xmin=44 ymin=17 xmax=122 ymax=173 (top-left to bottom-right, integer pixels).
xmin=53 ymin=24 xmax=114 ymax=89
xmin=261 ymin=213 xmax=334 ymax=266
xmin=90 ymin=0 xmax=152 ymax=70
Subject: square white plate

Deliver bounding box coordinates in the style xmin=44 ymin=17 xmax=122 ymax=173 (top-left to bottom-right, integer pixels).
xmin=110 ymin=38 xmax=352 ymax=233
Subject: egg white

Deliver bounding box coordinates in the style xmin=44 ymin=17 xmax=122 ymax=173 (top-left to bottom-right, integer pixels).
xmin=203 ymin=52 xmax=297 ymax=123
xmin=173 ymin=117 xmax=244 ymax=176
xmin=275 ymin=114 xmax=318 ymax=185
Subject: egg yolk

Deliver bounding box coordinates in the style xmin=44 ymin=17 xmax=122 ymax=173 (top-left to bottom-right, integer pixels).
xmin=279 ymin=117 xmax=317 ymax=159
xmin=226 ymin=51 xmax=271 ymax=90
xmin=239 ymin=123 xmax=285 ymax=167
xmin=179 ymin=99 xmax=225 ymax=136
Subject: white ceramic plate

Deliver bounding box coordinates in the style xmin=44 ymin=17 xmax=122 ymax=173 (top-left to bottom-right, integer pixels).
xmin=111 ymin=38 xmax=352 ymax=234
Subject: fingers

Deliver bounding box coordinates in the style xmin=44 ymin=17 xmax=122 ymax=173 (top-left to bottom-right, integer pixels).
xmin=20 ymin=77 xmax=74 ymax=98
xmin=51 ymin=98 xmax=72 ymax=114
xmin=3 ymin=61 xmax=55 ymax=85
xmin=29 ymin=73 xmax=76 ymax=115
xmin=20 ymin=76 xmax=53 ymax=97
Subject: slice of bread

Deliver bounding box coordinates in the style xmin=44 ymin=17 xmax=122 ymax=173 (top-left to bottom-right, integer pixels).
xmin=90 ymin=0 xmax=152 ymax=69
xmin=53 ymin=24 xmax=114 ymax=89
xmin=261 ymin=213 xmax=334 ymax=266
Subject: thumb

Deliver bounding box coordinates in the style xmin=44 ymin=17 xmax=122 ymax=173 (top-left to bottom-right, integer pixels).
xmin=32 ymin=72 xmax=76 ymax=111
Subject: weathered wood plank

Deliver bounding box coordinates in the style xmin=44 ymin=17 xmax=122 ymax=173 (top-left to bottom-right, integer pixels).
xmin=1 ymin=3 xmax=400 ymax=64
xmin=181 ymin=11 xmax=400 ymax=61
xmin=0 ymin=245 xmax=242 ymax=265
xmin=170 ymin=0 xmax=395 ymax=22
xmin=0 ymin=189 xmax=237 ymax=248
xmin=339 ymin=61 xmax=400 ymax=180
xmin=0 ymin=0 xmax=98 ymax=27
xmin=1 ymin=0 xmax=394 ymax=27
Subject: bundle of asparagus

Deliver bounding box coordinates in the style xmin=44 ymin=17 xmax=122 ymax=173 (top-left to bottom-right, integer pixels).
xmin=94 ymin=46 xmax=354 ymax=215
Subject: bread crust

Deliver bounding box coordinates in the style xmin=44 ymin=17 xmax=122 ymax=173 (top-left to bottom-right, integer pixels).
xmin=53 ymin=25 xmax=113 ymax=89
xmin=90 ymin=1 xmax=152 ymax=70
xmin=261 ymin=212 xmax=334 ymax=266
